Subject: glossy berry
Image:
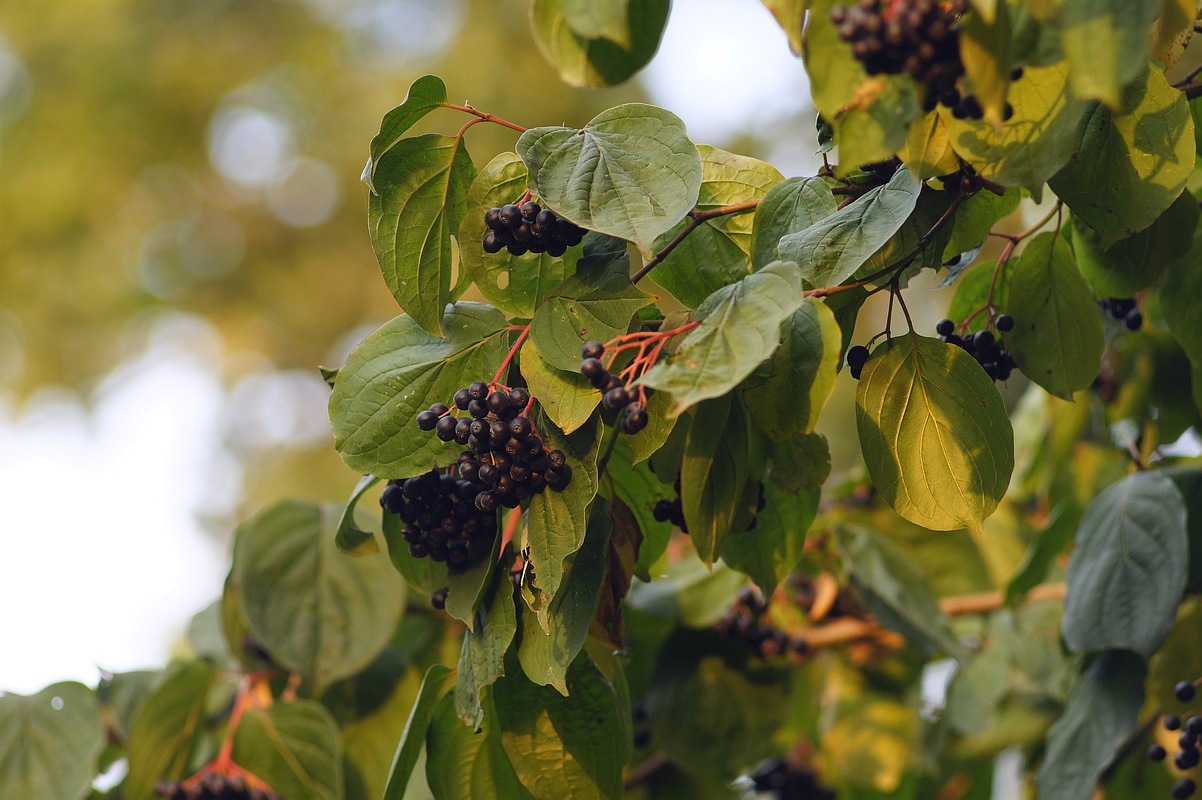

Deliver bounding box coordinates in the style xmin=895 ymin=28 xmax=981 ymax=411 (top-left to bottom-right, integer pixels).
xmin=487 ymin=391 xmax=509 ymax=415
xmin=1148 ymin=743 xmax=1167 ymax=761
xmin=1173 ymin=779 xmax=1197 ymax=799
xmin=498 ymin=204 xmax=522 ymax=227
xmin=519 ymin=201 xmax=541 ymax=221
xmin=996 ymin=314 xmax=1014 ymax=332
xmin=1176 ymin=681 xmax=1197 ymax=703
xmin=435 ymin=416 xmax=458 ymax=441
xmin=621 ymin=406 xmax=649 ymax=434
xmin=1166 ymin=715 xmax=1183 ymax=731
xmin=935 ymin=318 xmax=955 ymax=336
xmin=1125 ymin=309 xmax=1143 ymax=331
xmin=580 ymin=358 xmax=606 ymax=382
xmin=416 ymin=410 xmax=439 ymax=431
xmin=508 ymin=386 xmax=530 ymax=409
xmin=454 ymin=388 xmax=471 ymax=410
xmin=482 ymin=231 xmax=504 ymax=253
xmin=1010 ymin=66 xmax=1024 ymax=81
xmin=484 ymin=207 xmax=502 ymax=231
xmin=581 ymin=341 xmax=605 ymax=360
xmin=1176 ymin=748 xmax=1200 ymax=770
xmin=603 ymin=387 xmax=630 ymax=411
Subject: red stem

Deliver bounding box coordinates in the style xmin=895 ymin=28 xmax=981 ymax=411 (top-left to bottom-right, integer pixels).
xmin=493 ymin=326 xmax=530 ymax=385
xmin=443 ymin=103 xmax=528 ymax=134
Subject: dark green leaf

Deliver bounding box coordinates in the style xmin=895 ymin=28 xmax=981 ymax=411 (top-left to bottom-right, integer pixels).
xmin=231 ymin=501 xmax=404 ymax=693
xmin=749 ymin=177 xmax=838 ymax=269
xmin=329 ymin=303 xmax=510 ymax=477
xmin=1159 ymin=223 xmax=1202 ymax=368
xmin=942 ymin=189 xmax=1021 ymax=261
xmin=530 ymin=0 xmax=670 ymax=89
xmin=622 ymin=387 xmax=679 ymax=464
xmin=365 ymin=75 xmax=448 ymax=193
xmin=650 ymin=145 xmax=784 ymax=306
xmin=1049 ymin=66 xmax=1195 ymax=247
xmin=803 ymin=0 xmax=867 ymax=121
xmin=946 ymin=259 xmax=1008 ymax=333
xmin=640 ymin=261 xmax=807 ymax=415
xmin=680 ymin=395 xmax=752 ymax=566
xmin=382 ymin=664 xmax=454 ymax=800
xmin=335 ymin=475 xmax=382 ymax=556
xmin=96 ymin=670 xmax=159 ymax=743
xmin=855 ymin=336 xmax=1014 ymax=534
xmin=1163 ymin=467 xmax=1202 ymax=592
xmin=426 ymin=694 xmax=535 ymax=800
xmin=231 ymin=700 xmax=342 ymax=800
xmin=769 ymin=432 xmax=831 ymax=493
xmin=605 ymin=441 xmax=674 ymax=580
xmin=455 ymin=561 xmax=518 ymax=728
xmin=1035 ymin=650 xmax=1146 ymax=800
xmin=124 ymin=661 xmax=219 ymax=800
xmin=777 ymin=168 xmax=922 ymax=288
xmin=517 ymin=104 xmax=702 ymax=256
xmin=944 ymin=641 xmax=1010 ymax=734
xmin=1006 ymin=232 xmax=1105 ymax=399
xmin=369 ymin=134 xmax=476 ymax=336
xmin=626 ymin=559 xmax=747 ymax=627
xmin=1062 ymin=471 xmax=1188 ymax=655
xmin=445 ymin=523 xmax=503 ymax=629
xmin=719 ymin=483 xmax=819 ymax=596
xmin=0 ymin=682 xmax=104 ymax=800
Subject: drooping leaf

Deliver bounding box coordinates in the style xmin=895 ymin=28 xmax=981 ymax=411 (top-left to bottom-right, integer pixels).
xmin=958 ymin=0 xmax=1014 ymax=125
xmin=456 ymin=562 xmax=518 ymax=728
xmin=1163 ymin=467 xmax=1202 ymax=593
xmin=381 ymin=664 xmax=454 ymax=800
xmin=519 ymin=339 xmax=598 ymax=434
xmin=622 ymin=387 xmax=679 ymax=464
xmin=749 ymin=177 xmax=838 ymax=269
xmin=742 ymin=298 xmax=842 ymax=439
xmin=804 ymin=0 xmax=868 ymax=121
xmin=680 ymin=395 xmax=752 ymax=566
xmin=605 ymin=441 xmax=675 ymax=580
xmin=329 ymin=303 xmax=510 ymax=477
xmin=459 ymin=152 xmax=582 ymax=317
xmin=1006 ymin=232 xmax=1105 ymax=399
xmin=96 ymin=669 xmax=160 ymax=742
xmin=760 ymin=0 xmax=806 ymax=54
xmin=560 ymin=0 xmax=631 ymax=46
xmin=368 ymin=134 xmax=476 ymax=336
xmin=530 ymin=0 xmax=670 ymax=89
xmin=650 ymin=145 xmax=784 ymax=306
xmin=855 ymin=335 xmax=1014 ymax=534
xmin=1035 ymin=650 xmax=1147 ymax=800
xmin=1049 ymin=66 xmax=1195 ymax=248
xmin=124 ymin=661 xmax=219 ymax=800
xmin=519 ymin=498 xmax=612 ymax=693
xmin=946 ymin=259 xmax=1008 ymax=333
xmin=1061 ymin=471 xmax=1188 ymax=655
xmin=364 ymin=75 xmax=449 ymax=193
xmin=426 ymin=694 xmax=535 ymax=800
xmin=769 ymin=432 xmax=832 ymax=493
xmin=517 ymin=104 xmax=702 ymax=256
xmin=719 ymin=482 xmax=819 ymax=596
xmin=897 ymin=111 xmax=962 ymax=180
xmin=0 ymin=682 xmax=104 ymax=800
xmin=231 ymin=700 xmax=342 ymax=800
xmin=231 ymin=501 xmax=404 ymax=694
xmin=777 ymin=167 xmax=922 ymax=288
xmin=525 ymin=412 xmax=601 ymax=610
xmin=494 ymin=655 xmax=626 ymax=800
xmin=1056 ymin=0 xmax=1159 ymax=109
xmin=832 ymin=77 xmax=923 ymax=173
xmin=942 ymin=61 xmax=1089 ymax=191
xmin=444 ymin=523 xmax=503 ymax=629
xmin=639 ymin=261 xmax=807 ymax=415
xmin=339 ymin=668 xmax=425 ymax=800
xmin=334 ymin=475 xmax=382 ymax=556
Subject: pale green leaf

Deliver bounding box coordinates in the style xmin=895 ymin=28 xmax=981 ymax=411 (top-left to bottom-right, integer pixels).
xmin=748 ymin=176 xmax=838 ymax=269
xmin=426 ymin=694 xmax=535 ymax=800
xmin=832 ymin=76 xmax=923 ymax=173
xmin=1057 ymin=0 xmax=1159 ymax=108
xmin=0 ymin=683 xmax=104 ymax=800
xmin=1161 ymin=222 xmax=1202 ymax=367
xmin=382 ymin=664 xmax=454 ymax=800
xmin=232 ymin=701 xmax=342 ymax=800
xmin=530 ymin=0 xmax=669 ymax=89
xmin=334 ymin=474 xmax=382 ymax=556
xmin=898 ymin=111 xmax=962 ymax=180
xmin=560 ymin=0 xmax=630 ymax=46
xmin=519 ymin=340 xmax=598 ymax=434
xmin=959 ymin=1 xmax=1014 ymax=125
xmin=124 ymin=661 xmax=219 ymax=800
xmin=719 ymin=483 xmax=819 ymax=596
xmin=760 ymin=0 xmax=806 ymax=54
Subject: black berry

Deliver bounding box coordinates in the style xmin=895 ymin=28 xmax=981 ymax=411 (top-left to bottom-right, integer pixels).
xmin=935 ymin=318 xmax=955 ymax=336
xmin=621 ymin=406 xmax=649 ymax=434
xmin=996 ymin=314 xmax=1014 ymax=332
xmin=416 ymin=410 xmax=439 ymax=431
xmin=582 ymin=341 xmax=605 ymax=360
xmin=1148 ymin=743 xmax=1167 ymax=761
xmin=1173 ymin=779 xmax=1197 ymax=799
xmin=1176 ymin=681 xmax=1197 ymax=703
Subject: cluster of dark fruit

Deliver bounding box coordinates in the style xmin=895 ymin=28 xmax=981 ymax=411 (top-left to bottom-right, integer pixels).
xmin=713 ymin=587 xmax=808 ymax=660
xmin=936 ymin=317 xmax=1017 ymax=382
xmin=482 ymin=201 xmax=587 ymax=257
xmin=632 ymin=699 xmax=651 ymax=749
xmin=938 ymin=162 xmax=986 ymax=195
xmin=1148 ymin=681 xmax=1199 ymax=798
xmin=653 ymin=475 xmax=688 ymax=532
xmin=579 ymin=342 xmax=650 ymax=434
xmin=155 ymin=775 xmax=279 ymax=800
xmin=749 ymin=757 xmax=837 ymax=800
xmin=1099 ymin=297 xmax=1144 ymax=331
xmin=417 ymin=381 xmax=572 ymax=506
xmin=381 ymin=469 xmax=497 ymax=572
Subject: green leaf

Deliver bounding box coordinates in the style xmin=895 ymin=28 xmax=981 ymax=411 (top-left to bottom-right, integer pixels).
xmin=627 ymin=559 xmax=747 ymax=627
xmin=1161 ymin=223 xmax=1202 ymax=368
xmin=124 ymin=661 xmax=219 ymax=800
xmin=760 ymin=0 xmax=806 ymax=54
xmin=942 ymin=61 xmax=1089 ymax=191
xmin=1006 ymin=232 xmax=1105 ymax=399
xmin=1049 ymin=66 xmax=1195 ymax=248
xmin=804 ymin=0 xmax=867 ymax=120
xmin=680 ymin=395 xmax=752 ymax=566
xmin=837 ymin=526 xmax=967 ymax=659
xmin=605 ymin=442 xmax=675 ymax=579
xmin=1163 ymin=467 xmax=1202 ymax=593
xmin=528 ymin=248 xmax=653 ymax=373
xmin=368 ymin=134 xmax=476 ymax=336
xmin=426 ymin=694 xmax=535 ymax=800
xmin=445 ymin=525 xmax=502 ymax=629
xmin=1062 ymin=471 xmax=1188 ymax=655
xmin=525 ymin=412 xmax=601 ymax=610
xmin=96 ymin=670 xmax=159 ymax=742
xmin=329 ymin=303 xmax=510 ymax=477
xmin=959 ymin=0 xmax=1014 ymax=125
xmin=1070 ymin=190 xmax=1199 ymax=297
xmin=560 ymin=0 xmax=630 ymax=46
xmin=944 ymin=640 xmax=1010 ymax=734
xmin=339 ymin=669 xmax=426 ymax=800
xmin=639 ymin=261 xmax=807 ymax=415
xmin=855 ymin=336 xmax=1014 ymax=534
xmin=651 ymin=146 xmax=784 ymax=306
xmin=1056 ymin=0 xmax=1159 ymax=108
xmin=622 ymin=388 xmax=679 ymax=464
xmin=365 ymin=75 xmax=448 ymax=194
xmin=519 ymin=339 xmax=598 ymax=434
xmin=1035 ymin=650 xmax=1146 ymax=800
xmin=742 ymin=298 xmax=842 ymax=439
xmin=335 ymin=475 xmax=382 ymax=556
xmin=898 ymin=111 xmax=962 ymax=180
xmin=456 ymin=565 xmax=518 ymax=728
xmin=232 ymin=700 xmax=342 ymax=800
xmin=749 ymin=177 xmax=838 ymax=269
xmin=517 ymin=104 xmax=702 ymax=256
xmin=519 ymin=498 xmax=612 ymax=693
xmin=530 ymin=0 xmax=669 ymax=89
xmin=777 ymin=168 xmax=922 ymax=288
xmin=495 ymin=655 xmax=626 ymax=800
xmin=459 ymin=152 xmax=582 ymax=317
xmin=231 ymin=501 xmax=405 ymax=693
xmin=769 ymin=432 xmax=831 ymax=493
xmin=832 ymin=77 xmax=923 ymax=173
xmin=719 ymin=483 xmax=819 ymax=596
xmin=0 ymin=682 xmax=104 ymax=800
xmin=942 ymin=188 xmax=1021 ymax=260
xmin=946 ymin=259 xmax=1008 ymax=333
xmin=1149 ymin=598 xmax=1202 ymax=711
xmin=1004 ymin=501 xmax=1080 ymax=604
xmin=382 ymin=664 xmax=454 ymax=800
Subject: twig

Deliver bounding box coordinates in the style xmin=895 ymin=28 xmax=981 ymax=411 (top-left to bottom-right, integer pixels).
xmin=631 ymin=200 xmax=761 ymax=283
xmin=623 ymin=752 xmax=669 ymax=789
xmin=442 ymin=103 xmax=528 ymax=134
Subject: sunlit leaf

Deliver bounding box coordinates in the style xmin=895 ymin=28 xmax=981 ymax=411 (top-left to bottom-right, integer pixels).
xmin=530 ymin=0 xmax=670 ymax=89
xmin=748 ymin=176 xmax=838 ymax=268
xmin=365 ymin=75 xmax=449 ymax=193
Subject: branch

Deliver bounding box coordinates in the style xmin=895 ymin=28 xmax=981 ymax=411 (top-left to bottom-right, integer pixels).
xmin=1177 ymin=80 xmax=1202 ymax=100
xmin=442 ymin=103 xmax=528 ymax=134
xmin=631 ymin=200 xmax=761 ymax=283
xmin=623 ymin=752 xmax=669 ymax=789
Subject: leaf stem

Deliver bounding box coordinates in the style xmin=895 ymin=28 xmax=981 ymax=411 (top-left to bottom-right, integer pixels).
xmin=492 ymin=325 xmax=531 ymax=386
xmin=631 ymin=200 xmax=761 ymax=283
xmin=442 ymin=103 xmax=528 ymax=134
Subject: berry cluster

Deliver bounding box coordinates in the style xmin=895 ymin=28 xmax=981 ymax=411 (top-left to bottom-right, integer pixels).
xmin=580 ymin=341 xmax=650 ymax=434
xmin=416 ymin=381 xmax=572 ymax=510
xmin=1099 ymin=297 xmax=1143 ymax=331
xmin=936 ymin=316 xmax=1017 ymax=382
xmin=1148 ymin=681 xmax=1200 ymax=799
xmin=482 ymin=201 xmax=586 ymax=257
xmin=713 ymin=587 xmax=808 ymax=660
xmin=155 ymin=774 xmax=279 ymax=800
xmin=653 ymin=476 xmax=688 ymax=532
xmin=831 ymin=0 xmax=966 ymax=112
xmin=750 ymin=757 xmax=837 ymax=800
xmin=381 ymin=469 xmax=497 ymax=572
